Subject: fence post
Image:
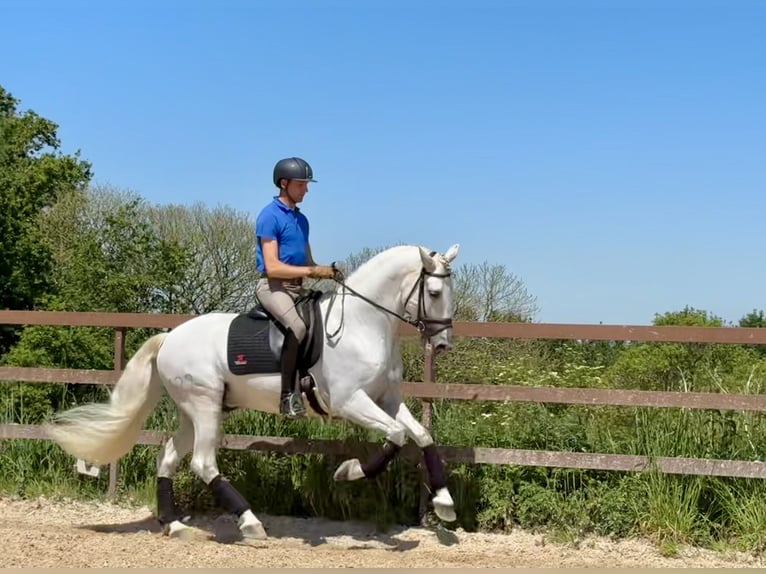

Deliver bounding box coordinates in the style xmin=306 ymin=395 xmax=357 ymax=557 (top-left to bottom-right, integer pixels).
xmin=418 ymin=342 xmax=435 ymax=524
xmin=108 ymin=327 xmax=126 ymax=498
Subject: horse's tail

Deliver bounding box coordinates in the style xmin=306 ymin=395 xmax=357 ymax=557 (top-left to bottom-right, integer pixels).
xmin=45 ymin=332 xmax=168 ymax=466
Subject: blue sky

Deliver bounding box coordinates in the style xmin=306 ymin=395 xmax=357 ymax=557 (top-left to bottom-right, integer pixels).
xmin=2 ymin=0 xmax=764 ymax=325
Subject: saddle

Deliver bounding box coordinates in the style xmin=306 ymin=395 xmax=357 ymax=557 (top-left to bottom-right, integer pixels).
xmin=225 ymin=289 xmax=327 ymax=414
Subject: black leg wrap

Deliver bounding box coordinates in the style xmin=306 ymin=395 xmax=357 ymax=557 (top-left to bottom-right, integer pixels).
xmin=423 ymin=444 xmax=447 ymax=491
xmin=157 ymin=476 xmax=181 ymax=525
xmin=208 ymin=475 xmax=250 ymax=517
xmin=361 ymin=440 xmax=401 ymax=478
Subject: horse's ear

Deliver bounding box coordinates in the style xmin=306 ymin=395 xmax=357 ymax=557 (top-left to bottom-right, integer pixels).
xmin=444 ymin=243 xmax=460 ymax=263
xmin=419 ymin=246 xmax=437 ymax=273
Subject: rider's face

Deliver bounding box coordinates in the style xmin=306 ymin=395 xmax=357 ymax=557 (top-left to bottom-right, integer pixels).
xmin=283 ymin=179 xmax=309 ymax=204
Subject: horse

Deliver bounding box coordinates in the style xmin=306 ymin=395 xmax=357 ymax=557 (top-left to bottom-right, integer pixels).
xmin=45 ymin=243 xmax=461 ymax=544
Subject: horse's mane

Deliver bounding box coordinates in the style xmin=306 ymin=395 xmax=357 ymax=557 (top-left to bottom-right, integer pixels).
xmin=315 ymin=244 xmax=451 ymax=304
xmin=345 ymin=244 xmax=451 ymax=281
xmin=345 ymin=244 xmax=415 ymax=280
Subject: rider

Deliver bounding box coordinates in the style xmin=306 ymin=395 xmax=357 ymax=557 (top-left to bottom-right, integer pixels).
xmin=255 ymin=156 xmax=338 ymax=417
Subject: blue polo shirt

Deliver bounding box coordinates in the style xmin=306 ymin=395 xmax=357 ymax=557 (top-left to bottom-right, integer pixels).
xmin=255 ymin=197 xmax=310 ymax=274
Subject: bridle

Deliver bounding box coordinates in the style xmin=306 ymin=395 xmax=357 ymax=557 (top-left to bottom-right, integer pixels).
xmin=325 ymin=253 xmax=453 ymax=340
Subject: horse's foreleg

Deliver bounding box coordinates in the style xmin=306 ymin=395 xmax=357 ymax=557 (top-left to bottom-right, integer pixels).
xmin=391 ymin=400 xmax=456 ymax=523
xmin=333 ymin=389 xmax=408 ymax=482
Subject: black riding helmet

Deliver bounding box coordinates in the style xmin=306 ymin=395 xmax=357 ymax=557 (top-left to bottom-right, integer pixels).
xmin=273 ymin=157 xmax=316 ymax=188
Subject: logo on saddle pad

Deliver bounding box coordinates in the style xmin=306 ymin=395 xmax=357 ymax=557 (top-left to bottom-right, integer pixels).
xmin=234 ymin=353 xmax=247 ymax=366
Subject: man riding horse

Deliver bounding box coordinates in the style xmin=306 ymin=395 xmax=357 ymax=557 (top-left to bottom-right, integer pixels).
xmin=254 ymin=157 xmax=341 ymax=417
xmin=44 ymin=156 xmax=461 ymax=543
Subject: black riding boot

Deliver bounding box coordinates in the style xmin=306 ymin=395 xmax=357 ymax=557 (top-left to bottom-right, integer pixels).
xmin=279 ymin=329 xmax=306 ymax=417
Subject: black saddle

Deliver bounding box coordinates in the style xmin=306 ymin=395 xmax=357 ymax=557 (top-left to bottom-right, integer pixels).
xmin=225 ymin=289 xmax=324 ymax=379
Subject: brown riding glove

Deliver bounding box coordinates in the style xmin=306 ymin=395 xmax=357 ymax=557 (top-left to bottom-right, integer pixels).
xmin=308 ymin=265 xmax=338 ymax=279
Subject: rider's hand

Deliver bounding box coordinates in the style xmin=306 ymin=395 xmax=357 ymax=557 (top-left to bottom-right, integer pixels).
xmin=330 ymin=263 xmax=345 ymax=281
xmin=308 ymin=265 xmax=337 ymax=279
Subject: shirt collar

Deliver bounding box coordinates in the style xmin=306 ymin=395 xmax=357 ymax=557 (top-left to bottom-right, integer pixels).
xmin=272 ymin=196 xmax=299 ymax=212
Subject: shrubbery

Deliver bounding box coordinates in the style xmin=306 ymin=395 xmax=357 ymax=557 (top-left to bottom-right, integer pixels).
xmin=4 ymin=326 xmax=766 ymax=553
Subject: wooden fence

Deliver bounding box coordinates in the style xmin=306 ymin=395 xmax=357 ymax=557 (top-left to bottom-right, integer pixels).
xmin=2 ymin=310 xmax=766 ymax=499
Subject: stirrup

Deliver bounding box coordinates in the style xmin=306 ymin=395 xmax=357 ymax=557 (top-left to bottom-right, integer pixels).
xmin=280 ymin=393 xmax=306 ymax=418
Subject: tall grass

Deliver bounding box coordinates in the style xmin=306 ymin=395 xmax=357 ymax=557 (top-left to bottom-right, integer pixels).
xmin=2 ymin=336 xmax=766 ymax=554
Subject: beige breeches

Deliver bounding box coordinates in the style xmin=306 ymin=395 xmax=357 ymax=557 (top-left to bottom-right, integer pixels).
xmin=255 ymin=278 xmax=307 ymax=341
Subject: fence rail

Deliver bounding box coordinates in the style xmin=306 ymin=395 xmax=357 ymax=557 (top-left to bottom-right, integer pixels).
xmin=4 ymin=309 xmax=766 ymax=343
xmin=2 ymin=310 xmax=766 ymax=497
xmin=2 ymin=423 xmax=765 ymax=479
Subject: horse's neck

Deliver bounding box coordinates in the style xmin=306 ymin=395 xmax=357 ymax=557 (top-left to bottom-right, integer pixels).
xmin=324 ymin=247 xmax=419 ymax=337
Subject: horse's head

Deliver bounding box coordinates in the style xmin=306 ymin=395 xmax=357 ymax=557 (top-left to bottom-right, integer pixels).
xmin=403 ymin=244 xmax=460 ymax=355
xmin=332 ymin=243 xmax=461 ymax=355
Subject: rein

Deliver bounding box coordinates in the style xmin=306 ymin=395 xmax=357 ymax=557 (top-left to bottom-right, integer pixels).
xmin=324 ymin=257 xmax=453 ymax=340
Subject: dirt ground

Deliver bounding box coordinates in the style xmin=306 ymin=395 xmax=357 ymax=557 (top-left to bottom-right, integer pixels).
xmin=1 ymin=495 xmax=763 ymax=568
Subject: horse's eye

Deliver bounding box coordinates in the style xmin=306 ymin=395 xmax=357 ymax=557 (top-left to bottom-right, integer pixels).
xmin=428 ymin=290 xmax=441 ymax=299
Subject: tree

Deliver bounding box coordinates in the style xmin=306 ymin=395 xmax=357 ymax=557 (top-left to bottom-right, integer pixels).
xmin=1 ymin=184 xmax=191 ymax=421
xmin=0 ymin=85 xmax=92 ymax=353
xmin=606 ymin=306 xmax=764 ymax=393
xmin=148 ymin=202 xmax=260 ymax=313
xmin=453 ymin=262 xmax=539 ymax=322
xmin=34 ymin=184 xmax=189 ymax=314
xmin=652 ymin=306 xmax=726 ymax=327
xmin=740 ymin=309 xmax=766 ymax=329
xmin=739 ymin=309 xmax=766 ymax=356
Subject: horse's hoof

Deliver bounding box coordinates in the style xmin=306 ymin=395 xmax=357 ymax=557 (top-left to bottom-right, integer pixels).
xmin=333 ymin=458 xmax=364 ymax=481
xmin=433 ymin=502 xmax=457 ymax=523
xmin=240 ymin=521 xmax=268 ymax=541
xmin=166 ymin=522 xmax=214 ymax=542
xmin=433 ymin=488 xmax=457 ymax=523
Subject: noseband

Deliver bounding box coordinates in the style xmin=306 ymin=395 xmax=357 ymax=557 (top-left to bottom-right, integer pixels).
xmin=325 ymin=253 xmax=453 ymax=339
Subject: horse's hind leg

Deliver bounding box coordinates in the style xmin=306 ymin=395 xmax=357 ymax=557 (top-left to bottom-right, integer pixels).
xmin=155 ymin=409 xmax=208 ymax=539
xmin=187 ymin=392 xmax=267 ymax=543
